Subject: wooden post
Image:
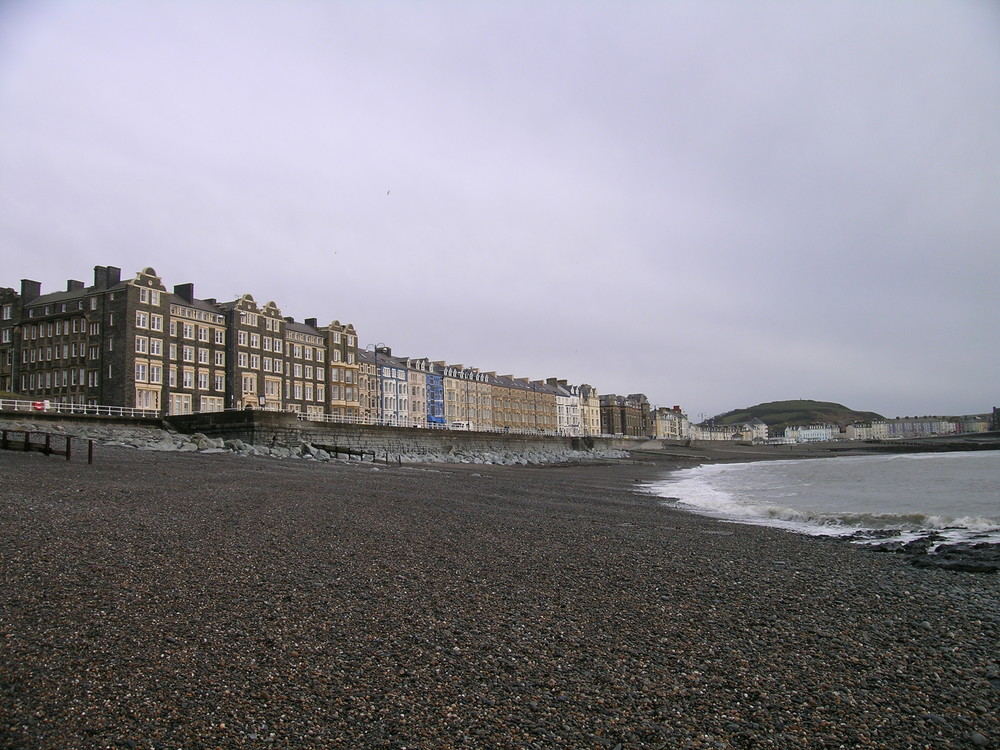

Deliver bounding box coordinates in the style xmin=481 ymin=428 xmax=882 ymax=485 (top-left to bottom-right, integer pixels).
xmin=1 ymin=430 xmax=7 ymax=450
xmin=24 ymin=431 xmax=30 ymax=452
xmin=88 ymin=440 xmax=94 ymax=465
xmin=65 ymin=436 xmax=72 ymax=461
xmin=44 ymin=434 xmax=51 ymax=456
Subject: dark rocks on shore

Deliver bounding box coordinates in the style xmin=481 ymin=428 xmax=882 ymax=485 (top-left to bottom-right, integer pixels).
xmin=863 ymin=534 xmax=1000 ymax=574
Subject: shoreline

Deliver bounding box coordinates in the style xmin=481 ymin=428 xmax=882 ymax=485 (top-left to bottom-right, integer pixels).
xmin=1 ymin=446 xmax=998 ymax=748
xmin=632 ymin=446 xmax=1000 ymax=574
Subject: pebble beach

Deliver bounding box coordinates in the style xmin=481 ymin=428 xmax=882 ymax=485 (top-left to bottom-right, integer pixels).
xmin=1 ymin=445 xmax=998 ymax=749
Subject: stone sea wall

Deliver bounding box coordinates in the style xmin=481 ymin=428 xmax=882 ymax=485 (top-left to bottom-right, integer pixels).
xmin=0 ymin=410 xmax=638 ymax=466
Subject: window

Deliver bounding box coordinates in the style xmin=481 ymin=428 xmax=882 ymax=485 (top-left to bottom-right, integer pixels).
xmin=198 ymin=327 xmax=209 ymax=342
xmin=169 ymin=343 xmax=177 ymax=360
xmin=273 ymin=340 xmax=283 ymax=354
xmin=238 ymin=352 xmax=248 ymax=367
xmin=150 ymin=291 xmax=160 ymax=306
xmin=150 ymin=338 xmax=162 ymax=356
xmin=150 ymin=365 xmax=162 ymax=383
xmin=347 ymin=352 xmax=355 ymax=364
xmin=135 ymin=336 xmax=148 ymax=354
xmin=139 ymin=288 xmax=149 ymax=303
xmin=198 ymin=348 xmax=209 ymax=364
xmin=304 ymin=365 xmax=313 ymax=379
xmin=183 ymin=324 xmax=194 ymax=339
xmin=1 ymin=304 xmax=10 ymax=320
xmin=250 ymin=333 xmax=260 ymax=348
xmin=304 ymin=347 xmax=313 ymax=361
xmin=214 ymin=351 xmax=225 ymax=366
xmin=183 ymin=346 xmax=194 ymax=362
xmin=169 ymin=321 xmax=177 ymax=336
xmin=315 ymin=349 xmax=324 ymax=363
xmin=214 ymin=374 xmax=225 ymax=392
xmin=198 ymin=372 xmax=209 ymax=390
xmin=333 ymin=349 xmax=342 ymax=362
xmin=263 ymin=337 xmax=272 ymax=351
xmin=135 ymin=363 xmax=148 ymax=382
xmin=250 ymin=354 xmax=260 ymax=369
xmin=214 ymin=329 xmax=225 ymax=345
xmin=169 ymin=368 xmax=177 ymax=387
xmin=183 ymin=370 xmax=194 ymax=388
xmin=293 ymin=364 xmax=302 ymax=378
xmin=238 ymin=331 xmax=247 ymax=346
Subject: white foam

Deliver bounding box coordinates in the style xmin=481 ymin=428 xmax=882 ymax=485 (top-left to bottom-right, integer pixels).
xmin=643 ymin=451 xmax=1000 ymax=544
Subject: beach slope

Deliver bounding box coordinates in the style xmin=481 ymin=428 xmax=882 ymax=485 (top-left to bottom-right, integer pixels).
xmin=1 ymin=447 xmax=997 ymax=748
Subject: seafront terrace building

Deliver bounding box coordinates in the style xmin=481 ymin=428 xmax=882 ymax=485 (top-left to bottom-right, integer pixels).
xmin=1 ymin=265 xmax=362 ymax=417
xmin=653 ymin=406 xmax=690 ymax=441
xmin=599 ymin=393 xmax=651 ymax=437
xmin=579 ymin=384 xmax=602 ymax=437
xmin=3 ymin=265 xmax=609 ymax=435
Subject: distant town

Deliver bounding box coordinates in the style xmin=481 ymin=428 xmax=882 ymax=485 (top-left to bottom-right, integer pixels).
xmin=2 ymin=265 xmax=996 ymax=443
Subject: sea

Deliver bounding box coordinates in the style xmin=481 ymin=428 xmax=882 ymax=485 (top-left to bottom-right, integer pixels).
xmin=644 ymin=450 xmax=1000 ymax=547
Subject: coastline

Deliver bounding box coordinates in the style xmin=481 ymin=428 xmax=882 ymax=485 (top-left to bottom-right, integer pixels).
xmin=1 ymin=446 xmax=997 ymax=748
xmin=636 ymin=445 xmax=1000 ymax=573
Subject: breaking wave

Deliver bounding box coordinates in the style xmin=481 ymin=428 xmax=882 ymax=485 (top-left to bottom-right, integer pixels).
xmin=645 ymin=452 xmax=1000 ymax=545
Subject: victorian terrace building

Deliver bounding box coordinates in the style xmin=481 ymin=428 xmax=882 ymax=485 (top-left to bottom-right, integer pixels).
xmin=2 ymin=266 xmax=360 ymax=417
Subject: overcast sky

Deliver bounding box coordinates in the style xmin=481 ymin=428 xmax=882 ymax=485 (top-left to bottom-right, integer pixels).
xmin=1 ymin=1 xmax=998 ymax=421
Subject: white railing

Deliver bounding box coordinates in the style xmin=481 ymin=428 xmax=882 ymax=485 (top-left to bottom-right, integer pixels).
xmin=0 ymin=398 xmax=590 ymax=437
xmin=0 ymin=398 xmax=160 ymax=420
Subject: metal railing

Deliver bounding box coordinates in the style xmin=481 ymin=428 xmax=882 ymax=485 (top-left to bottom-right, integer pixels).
xmin=0 ymin=398 xmax=160 ymax=420
xmin=0 ymin=398 xmax=606 ymax=437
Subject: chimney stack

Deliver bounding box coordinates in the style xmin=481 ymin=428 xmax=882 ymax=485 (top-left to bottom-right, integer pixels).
xmin=173 ymin=283 xmax=194 ymax=303
xmin=20 ymin=279 xmax=41 ymax=303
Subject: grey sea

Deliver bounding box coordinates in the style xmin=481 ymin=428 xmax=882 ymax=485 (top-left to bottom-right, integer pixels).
xmin=646 ymin=449 xmax=1000 ymax=546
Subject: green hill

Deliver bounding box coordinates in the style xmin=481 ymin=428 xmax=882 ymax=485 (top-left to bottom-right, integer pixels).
xmin=710 ymin=400 xmax=884 ymax=437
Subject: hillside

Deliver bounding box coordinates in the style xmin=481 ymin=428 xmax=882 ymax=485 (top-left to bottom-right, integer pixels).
xmin=710 ymin=400 xmax=884 ymax=436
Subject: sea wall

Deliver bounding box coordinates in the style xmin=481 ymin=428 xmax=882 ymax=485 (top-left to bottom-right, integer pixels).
xmin=0 ymin=409 xmax=647 ymax=464
xmin=164 ymin=410 xmax=639 ymax=458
